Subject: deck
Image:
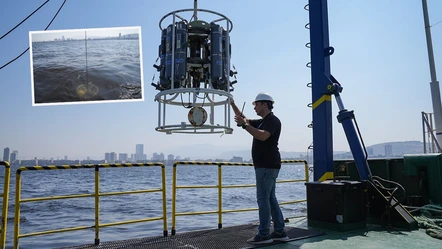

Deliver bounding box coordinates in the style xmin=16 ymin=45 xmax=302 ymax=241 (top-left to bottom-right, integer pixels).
xmin=57 ymin=216 xmax=441 ymax=249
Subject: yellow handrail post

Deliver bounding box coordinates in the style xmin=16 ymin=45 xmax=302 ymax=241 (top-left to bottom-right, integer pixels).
xmin=172 ymin=163 xmax=177 ymax=235
xmin=217 ymin=163 xmax=222 ymax=229
xmin=0 ymin=162 xmax=10 ymax=249
xmin=304 ymin=161 xmax=309 ymax=182
xmin=13 ymin=168 xmax=23 ymax=249
xmin=94 ymin=165 xmax=100 ymax=245
xmin=161 ymin=165 xmax=168 ymax=237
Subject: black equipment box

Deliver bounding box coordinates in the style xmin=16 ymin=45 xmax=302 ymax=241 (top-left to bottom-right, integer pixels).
xmin=305 ymin=180 xmax=366 ymax=231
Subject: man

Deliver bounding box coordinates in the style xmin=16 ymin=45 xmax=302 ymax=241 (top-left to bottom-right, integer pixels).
xmin=231 ymin=92 xmax=288 ymax=245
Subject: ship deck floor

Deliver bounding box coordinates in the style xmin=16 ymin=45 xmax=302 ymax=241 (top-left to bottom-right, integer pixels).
xmin=58 ymin=216 xmax=441 ymax=249
xmin=278 ymin=217 xmax=440 ymax=249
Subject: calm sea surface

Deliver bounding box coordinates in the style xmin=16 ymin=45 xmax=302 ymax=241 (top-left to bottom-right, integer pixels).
xmin=0 ymin=164 xmax=311 ymax=249
xmin=31 ymin=39 xmax=142 ymax=104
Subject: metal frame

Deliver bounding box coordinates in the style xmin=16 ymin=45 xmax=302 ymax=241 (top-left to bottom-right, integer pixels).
xmin=154 ymin=4 xmax=235 ymax=135
xmin=422 ymin=111 xmax=442 ymax=153
xmin=422 ymin=0 xmax=442 ymax=146
xmin=171 ymin=160 xmax=309 ymax=235
xmin=13 ymin=163 xmax=166 ymax=249
xmin=155 ymin=88 xmax=233 ymax=134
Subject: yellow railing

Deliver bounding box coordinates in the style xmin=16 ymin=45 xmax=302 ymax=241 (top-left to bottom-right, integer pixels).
xmin=0 ymin=161 xmax=11 ymax=249
xmin=171 ymin=160 xmax=309 ymax=235
xmin=13 ymin=163 xmax=166 ymax=249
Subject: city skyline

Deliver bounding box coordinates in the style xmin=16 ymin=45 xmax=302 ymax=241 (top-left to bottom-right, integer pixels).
xmin=1 ymin=140 xmax=423 ymax=164
xmin=1 ymin=144 xmax=182 ymax=162
xmin=30 ymin=26 xmax=141 ymax=42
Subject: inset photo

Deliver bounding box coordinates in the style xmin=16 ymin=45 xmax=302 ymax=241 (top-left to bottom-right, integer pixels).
xmin=29 ymin=26 xmax=144 ymax=106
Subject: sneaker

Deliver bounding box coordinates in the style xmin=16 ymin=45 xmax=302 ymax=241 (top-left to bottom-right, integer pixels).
xmin=246 ymin=234 xmax=273 ymax=244
xmin=270 ymin=231 xmax=289 ymax=241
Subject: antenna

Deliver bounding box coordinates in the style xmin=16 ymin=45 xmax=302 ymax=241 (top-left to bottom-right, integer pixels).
xmin=193 ymin=0 xmax=198 ymax=21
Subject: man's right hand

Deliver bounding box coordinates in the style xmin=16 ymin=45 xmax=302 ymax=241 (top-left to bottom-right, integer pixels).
xmin=234 ymin=115 xmax=246 ymax=126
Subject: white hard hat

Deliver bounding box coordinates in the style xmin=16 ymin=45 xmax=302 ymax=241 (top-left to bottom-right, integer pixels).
xmin=253 ymin=92 xmax=274 ymax=105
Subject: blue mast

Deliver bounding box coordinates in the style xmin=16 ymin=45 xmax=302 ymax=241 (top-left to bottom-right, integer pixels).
xmin=308 ymin=0 xmax=334 ymax=181
xmin=308 ymin=0 xmax=372 ymax=181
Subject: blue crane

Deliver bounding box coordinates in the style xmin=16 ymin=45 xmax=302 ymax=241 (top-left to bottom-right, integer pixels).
xmin=306 ymin=0 xmax=417 ymax=231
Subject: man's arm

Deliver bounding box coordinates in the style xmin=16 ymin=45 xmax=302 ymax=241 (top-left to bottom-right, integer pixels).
xmin=243 ymin=124 xmax=271 ymax=141
xmin=230 ymin=98 xmax=246 ymax=118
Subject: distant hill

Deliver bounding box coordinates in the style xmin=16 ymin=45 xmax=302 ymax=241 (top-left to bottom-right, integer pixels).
xmin=215 ymin=141 xmax=427 ymax=161
xmin=166 ymin=141 xmax=427 ymax=161
xmin=365 ymin=140 xmax=425 ymax=157
xmin=215 ymin=150 xmax=312 ymax=161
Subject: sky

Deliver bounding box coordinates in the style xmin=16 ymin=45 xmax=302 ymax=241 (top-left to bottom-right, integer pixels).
xmin=0 ymin=0 xmax=441 ymax=160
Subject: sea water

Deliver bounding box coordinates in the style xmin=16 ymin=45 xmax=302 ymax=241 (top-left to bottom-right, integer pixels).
xmin=31 ymin=39 xmax=142 ymax=104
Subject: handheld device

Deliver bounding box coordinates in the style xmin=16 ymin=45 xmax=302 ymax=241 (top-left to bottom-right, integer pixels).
xmin=237 ymin=102 xmax=246 ymax=126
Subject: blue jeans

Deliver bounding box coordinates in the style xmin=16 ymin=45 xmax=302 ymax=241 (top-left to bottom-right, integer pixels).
xmin=255 ymin=168 xmax=285 ymax=237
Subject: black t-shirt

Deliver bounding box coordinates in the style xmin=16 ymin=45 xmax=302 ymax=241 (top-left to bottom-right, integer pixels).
xmin=249 ymin=112 xmax=281 ymax=169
